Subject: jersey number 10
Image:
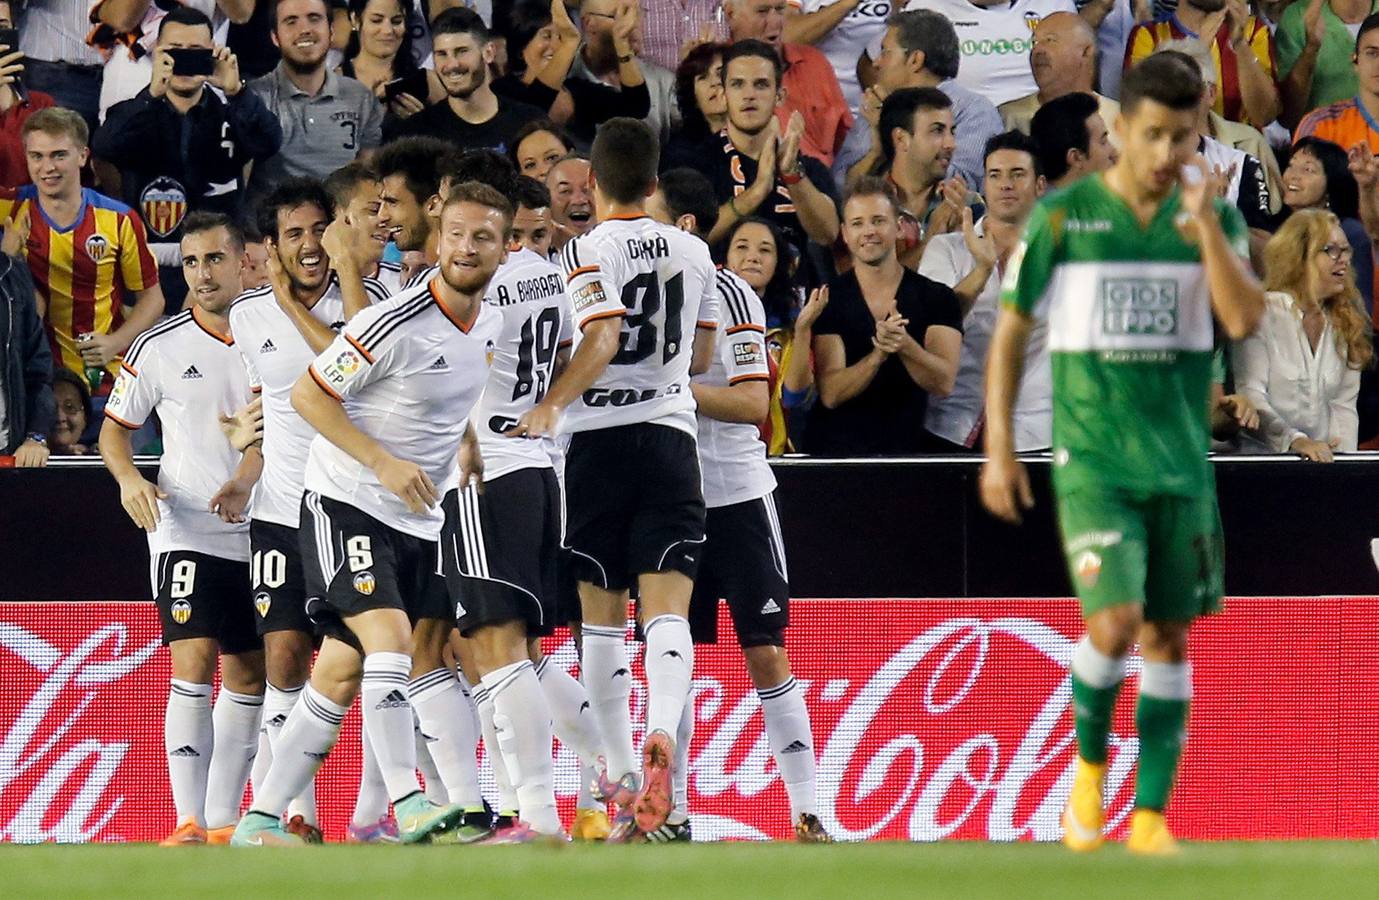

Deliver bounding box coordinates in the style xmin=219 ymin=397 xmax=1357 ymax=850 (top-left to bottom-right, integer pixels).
xmin=613 ymin=271 xmax=685 ymax=366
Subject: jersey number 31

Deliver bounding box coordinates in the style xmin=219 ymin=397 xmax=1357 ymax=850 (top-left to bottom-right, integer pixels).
xmin=613 ymin=271 xmax=685 ymax=366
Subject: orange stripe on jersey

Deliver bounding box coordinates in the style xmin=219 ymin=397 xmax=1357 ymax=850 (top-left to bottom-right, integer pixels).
xmin=120 ymin=360 xmax=138 ymax=378
xmin=345 ymin=332 xmax=375 ymax=362
xmin=726 ymin=323 xmax=765 ymax=334
xmin=308 ymin=365 xmax=344 ymax=401
xmin=696 ymin=320 xmax=718 ymax=329
xmin=429 ymin=279 xmax=480 ymax=333
xmin=192 ymin=307 xmax=235 ymax=346
xmin=604 ymin=213 xmax=648 ymax=221
xmin=567 ymin=265 xmax=600 ymax=281
xmin=103 ymin=408 xmax=140 ymax=430
xmin=579 ymin=309 xmax=626 ymax=330
xmin=729 ymin=373 xmax=769 ymax=385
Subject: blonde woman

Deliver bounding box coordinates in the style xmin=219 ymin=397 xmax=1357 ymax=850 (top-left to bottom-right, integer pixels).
xmin=1235 ymin=209 xmax=1374 ymax=461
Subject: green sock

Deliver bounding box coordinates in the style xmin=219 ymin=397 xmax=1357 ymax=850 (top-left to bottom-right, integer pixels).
xmin=1070 ymin=672 xmax=1121 ymax=765
xmin=1134 ymin=693 xmax=1188 ymax=811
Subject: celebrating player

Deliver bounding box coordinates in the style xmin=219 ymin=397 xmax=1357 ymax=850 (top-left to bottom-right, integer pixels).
xmin=980 ymin=53 xmax=1265 ymax=855
xmin=227 ymin=178 xmax=388 ymax=841
xmin=231 ymin=182 xmax=506 ymax=847
xmin=646 ymin=168 xmax=832 ymax=844
xmin=510 ymin=118 xmax=720 ymax=840
xmin=99 ymin=212 xmax=264 ymax=846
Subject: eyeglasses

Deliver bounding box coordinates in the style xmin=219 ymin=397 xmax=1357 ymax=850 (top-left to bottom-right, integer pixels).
xmin=1319 ymin=243 xmax=1354 ymax=262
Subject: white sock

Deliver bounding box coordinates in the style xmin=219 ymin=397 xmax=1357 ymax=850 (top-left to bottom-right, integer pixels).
xmin=484 ymin=660 xmax=560 ymax=834
xmin=351 ymin=720 xmax=390 ymax=828
xmin=643 ymin=614 xmax=694 ymax=737
xmin=165 ymin=679 xmax=213 ymax=825
xmin=259 ymin=683 xmax=317 ymax=823
xmin=672 ymin=690 xmax=694 ymax=818
xmin=361 ymin=652 xmax=421 ymax=803
xmin=582 ymin=624 xmax=637 ymax=780
xmin=204 ymin=689 xmax=263 ymax=829
xmin=759 ymin=676 xmax=816 ymax=821
xmin=535 ymin=656 xmax=603 ymax=763
xmin=249 ymin=684 xmax=345 ymax=817
xmin=414 ymin=714 xmax=448 ymax=804
xmin=577 ymin=762 xmax=600 ymax=811
xmin=473 ymin=684 xmax=520 ymax=815
xmin=1140 ymin=661 xmax=1193 ymax=700
xmin=409 ymin=667 xmax=483 ymax=808
xmin=1071 ymin=636 xmax=1127 ymax=689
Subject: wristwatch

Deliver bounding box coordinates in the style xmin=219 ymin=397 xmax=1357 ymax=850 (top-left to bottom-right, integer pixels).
xmin=25 ymin=433 xmax=46 ymax=446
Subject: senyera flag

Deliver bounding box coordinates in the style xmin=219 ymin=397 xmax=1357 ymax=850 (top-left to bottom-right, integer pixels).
xmin=2 ymin=598 xmax=1376 ymax=843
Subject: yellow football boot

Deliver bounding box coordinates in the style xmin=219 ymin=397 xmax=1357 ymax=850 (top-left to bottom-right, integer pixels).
xmin=1061 ymin=758 xmax=1106 ymax=852
xmin=571 ymin=807 xmax=611 ymax=841
xmin=1126 ymin=809 xmax=1180 ymax=857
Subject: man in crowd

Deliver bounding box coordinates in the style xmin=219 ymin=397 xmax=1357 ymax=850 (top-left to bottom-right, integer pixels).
xmin=1277 ymin=0 xmax=1379 ymax=127
xmin=1125 ymin=0 xmax=1279 ymax=126
xmin=838 ymin=9 xmax=1002 ymax=192
xmin=0 ymin=108 xmax=163 ymax=402
xmin=546 ymin=154 xmax=594 ymax=258
xmin=787 ymin=0 xmax=889 ymax=122
xmin=1030 ymin=92 xmax=1119 ymax=190
xmin=697 ymin=40 xmax=839 ymax=288
xmin=248 ymin=0 xmax=383 ymax=204
xmin=725 ymin=0 xmax=853 ymax=168
xmin=568 ymin=0 xmax=676 ymax=145
xmin=920 ymin=131 xmax=1050 ymax=453
xmin=95 ymin=6 xmax=282 ymax=316
xmin=387 ymin=8 xmax=544 ymax=152
xmin=638 ymin=0 xmax=726 ymax=71
xmin=0 ymin=210 xmax=51 ymax=466
xmin=1296 ymin=14 xmax=1379 ymax=154
xmin=999 ymin=12 xmax=1121 ymax=140
xmin=17 ymin=0 xmax=105 ymax=130
xmin=100 ymin=210 xmax=265 ymax=845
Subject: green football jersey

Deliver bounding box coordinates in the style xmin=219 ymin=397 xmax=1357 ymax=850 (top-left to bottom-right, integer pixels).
xmin=1000 ymin=175 xmax=1249 ymax=497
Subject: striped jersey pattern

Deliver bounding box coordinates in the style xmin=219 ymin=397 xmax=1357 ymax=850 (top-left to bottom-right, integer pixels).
xmin=1124 ymin=16 xmax=1276 ymax=125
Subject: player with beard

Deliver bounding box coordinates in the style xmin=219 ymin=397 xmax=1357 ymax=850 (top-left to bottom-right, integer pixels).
xmin=386 ymin=7 xmax=544 ymax=150
xmin=511 ymin=176 xmax=556 ymax=258
xmin=232 ymin=182 xmax=507 ymax=848
xmin=546 ymin=154 xmax=594 ymax=257
xmin=373 ymin=137 xmax=456 ymax=281
xmin=325 ymin=162 xmax=403 ymax=294
xmin=100 ymin=212 xmax=264 ymax=846
xmin=227 ymin=179 xmax=389 ymax=843
xmin=646 ymin=168 xmax=834 ymax=844
xmin=511 ymin=118 xmax=720 ymax=842
xmin=693 ymin=40 xmax=839 ymax=289
xmin=247 ymin=0 xmax=384 ymax=204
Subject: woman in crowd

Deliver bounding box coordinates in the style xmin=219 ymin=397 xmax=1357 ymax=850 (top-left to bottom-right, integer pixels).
xmin=48 ymin=369 xmax=93 ymax=456
xmin=509 ymin=118 xmax=574 ymax=181
xmin=1236 ymin=209 xmax=1374 ymax=461
xmin=338 ymin=0 xmax=443 ymax=119
xmin=661 ymin=41 xmax=729 ymax=171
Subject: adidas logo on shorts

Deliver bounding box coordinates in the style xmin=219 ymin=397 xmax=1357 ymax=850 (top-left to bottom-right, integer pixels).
xmin=181 ymin=365 xmax=202 ymax=380
xmin=169 ymin=745 xmax=201 ymax=758
xmin=760 ymin=598 xmax=782 ymax=615
xmin=260 ymin=338 xmax=277 ymax=353
xmin=780 ymin=740 xmax=809 ymax=754
xmin=374 ymin=689 xmax=408 ymax=710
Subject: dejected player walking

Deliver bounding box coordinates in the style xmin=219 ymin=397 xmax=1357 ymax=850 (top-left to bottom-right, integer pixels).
xmin=510 ymin=118 xmax=720 ymax=840
xmin=980 ymin=53 xmax=1264 ymax=856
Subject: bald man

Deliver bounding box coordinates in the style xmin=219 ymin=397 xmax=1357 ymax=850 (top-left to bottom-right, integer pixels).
xmin=998 ymin=12 xmax=1120 ymax=139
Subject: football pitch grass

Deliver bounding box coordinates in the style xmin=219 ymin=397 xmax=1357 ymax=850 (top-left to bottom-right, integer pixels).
xmin=6 ymin=841 xmax=1378 ymax=899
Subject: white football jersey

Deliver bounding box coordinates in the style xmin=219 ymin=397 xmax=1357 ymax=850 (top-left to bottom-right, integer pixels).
xmin=374 ymin=259 xmax=404 ymax=295
xmin=693 ymin=269 xmax=776 ymax=509
xmin=472 ymin=247 xmax=573 ymax=480
xmin=227 ymin=273 xmax=389 ymax=528
xmin=559 ymin=215 xmax=719 ymax=436
xmin=105 ymin=309 xmax=253 ymax=561
xmin=303 ymin=278 xmax=502 ymax=540
xmin=794 ymin=0 xmax=889 ymax=112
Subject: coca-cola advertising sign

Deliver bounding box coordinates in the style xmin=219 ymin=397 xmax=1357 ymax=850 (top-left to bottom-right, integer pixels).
xmin=3 ymin=599 xmax=1377 ymax=843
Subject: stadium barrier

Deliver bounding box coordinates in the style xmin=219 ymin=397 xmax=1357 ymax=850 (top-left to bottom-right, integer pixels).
xmin=3 ymin=596 xmax=1376 ymax=843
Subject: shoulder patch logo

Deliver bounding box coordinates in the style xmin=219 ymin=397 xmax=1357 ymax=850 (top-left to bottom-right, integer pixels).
xmin=733 ymin=341 xmax=764 ymax=367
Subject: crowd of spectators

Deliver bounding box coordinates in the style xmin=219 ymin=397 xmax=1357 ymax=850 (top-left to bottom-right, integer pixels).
xmin=2 ymin=0 xmax=1378 ymax=465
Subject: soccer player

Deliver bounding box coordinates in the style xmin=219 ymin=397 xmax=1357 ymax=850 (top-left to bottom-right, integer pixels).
xmin=510 ymin=175 xmax=556 ymax=259
xmin=510 ymin=118 xmax=719 ymax=839
xmin=646 ymin=167 xmax=832 ymax=844
xmin=99 ymin=211 xmax=264 ymax=846
xmin=324 ymin=161 xmax=404 ymax=294
xmin=227 ymin=177 xmax=388 ymax=842
xmin=374 ymin=136 xmax=455 ymax=282
xmin=231 ymin=182 xmax=506 ymax=847
xmin=980 ymin=53 xmax=1265 ymax=855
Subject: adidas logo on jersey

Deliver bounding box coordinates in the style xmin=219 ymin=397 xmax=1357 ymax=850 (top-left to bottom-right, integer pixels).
xmin=374 ymin=689 xmax=408 ymax=710
xmin=760 ymin=598 xmax=782 ymax=615
xmin=267 ymin=714 xmax=288 ymax=728
xmin=260 ymin=338 xmax=277 ymax=353
xmin=169 ymin=745 xmax=201 ymax=758
xmin=429 ymin=355 xmax=449 ymax=371
xmin=181 ymin=365 xmax=202 ymax=380
xmin=780 ymin=740 xmax=810 ymax=754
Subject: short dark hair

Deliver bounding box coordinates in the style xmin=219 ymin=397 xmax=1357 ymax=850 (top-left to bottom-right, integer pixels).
xmin=256 ymin=177 xmax=334 ymax=242
xmin=373 ymin=136 xmax=454 ymax=204
xmin=984 ymin=129 xmax=1042 ymax=176
xmin=657 ymin=167 xmax=719 ymax=239
xmin=443 ymin=180 xmax=514 ymax=238
xmin=446 ymin=148 xmax=519 ymax=201
xmin=512 ymin=175 xmax=551 ymax=211
xmin=1357 ymin=12 xmax=1379 ymax=52
xmin=591 ymin=118 xmax=659 ymax=204
xmin=676 ymin=42 xmax=730 ymax=138
xmin=432 ymin=5 xmax=489 ymax=42
xmin=159 ymin=4 xmax=213 ymax=37
xmin=1120 ymin=53 xmax=1203 ymax=116
xmin=492 ymin=0 xmax=552 ymax=75
xmin=508 ymin=118 xmax=574 ymax=169
xmin=272 ymin=0 xmax=331 ymax=28
xmin=1289 ymin=136 xmax=1359 ymax=220
xmin=324 ymin=160 xmax=378 ymax=210
xmin=1030 ymin=92 xmax=1100 ymax=183
xmin=877 ymin=86 xmax=951 ymax=168
xmin=180 ymin=210 xmax=245 ymax=252
xmin=887 ymin=9 xmax=960 ymax=81
xmin=723 ymin=38 xmax=783 ymax=89
xmin=842 ymin=175 xmax=901 ymax=216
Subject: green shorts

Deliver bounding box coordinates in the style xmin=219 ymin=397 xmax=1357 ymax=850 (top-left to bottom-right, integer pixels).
xmin=1055 ymin=486 xmax=1224 ymax=621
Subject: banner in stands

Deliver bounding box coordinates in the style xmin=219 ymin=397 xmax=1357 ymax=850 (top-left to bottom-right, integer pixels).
xmin=2 ymin=598 xmax=1376 ymax=843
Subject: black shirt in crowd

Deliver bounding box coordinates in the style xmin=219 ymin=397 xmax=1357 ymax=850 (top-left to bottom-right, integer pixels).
xmin=804 ymin=267 xmax=963 ymax=457
xmin=383 ymin=95 xmax=545 ymax=154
